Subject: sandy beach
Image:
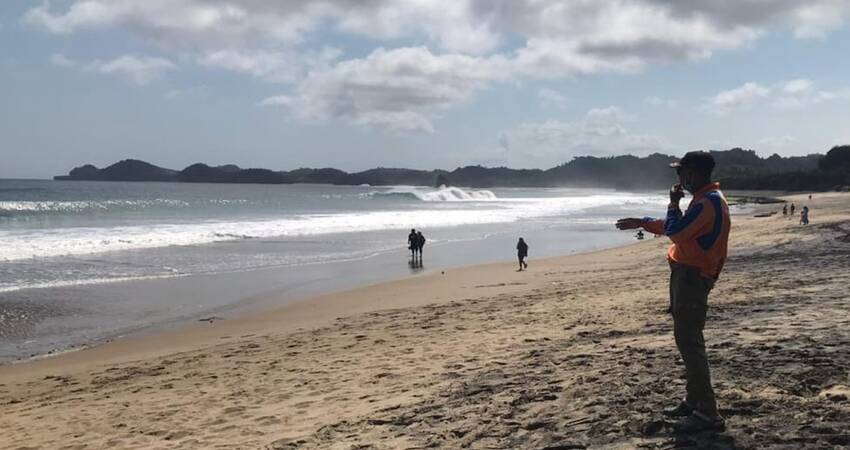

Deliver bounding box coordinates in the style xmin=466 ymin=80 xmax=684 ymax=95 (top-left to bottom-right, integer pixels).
xmin=1 ymin=192 xmax=849 ymax=449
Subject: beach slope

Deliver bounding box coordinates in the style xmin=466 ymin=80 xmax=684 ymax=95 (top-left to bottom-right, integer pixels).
xmin=1 ymin=193 xmax=849 ymax=449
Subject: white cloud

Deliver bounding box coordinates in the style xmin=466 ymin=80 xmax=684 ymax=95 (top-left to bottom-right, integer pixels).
xmin=772 ymin=82 xmax=850 ymax=110
xmin=51 ymin=53 xmax=176 ymax=84
xmin=709 ymin=82 xmax=771 ymax=112
xmin=645 ymin=96 xmax=679 ymax=108
xmin=26 ymin=1 xmax=850 ymax=131
xmin=198 ymin=50 xmax=298 ymax=83
xmin=706 ymin=79 xmax=850 ymax=113
xmin=792 ymin=2 xmax=848 ymax=39
xmin=783 ymin=78 xmax=814 ymax=94
xmin=92 ymin=55 xmax=176 ymax=84
xmin=498 ymin=106 xmax=673 ymax=164
xmin=537 ymin=88 xmax=568 ymax=109
xmin=260 ymin=46 xmax=511 ymax=133
xmin=197 ymin=47 xmax=341 ymax=83
xmin=26 ymin=2 xmax=850 ymax=65
xmin=586 ymin=106 xmax=628 ymax=121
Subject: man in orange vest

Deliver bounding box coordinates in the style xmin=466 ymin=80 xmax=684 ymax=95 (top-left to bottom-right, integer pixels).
xmin=616 ymin=151 xmax=730 ymax=433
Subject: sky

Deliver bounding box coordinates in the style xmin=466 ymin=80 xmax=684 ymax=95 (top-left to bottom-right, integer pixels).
xmin=2 ymin=1 xmax=850 ymax=179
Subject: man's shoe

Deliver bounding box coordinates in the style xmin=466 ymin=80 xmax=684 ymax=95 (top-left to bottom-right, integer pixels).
xmin=672 ymin=412 xmax=726 ymax=434
xmin=662 ymin=401 xmax=694 ymax=418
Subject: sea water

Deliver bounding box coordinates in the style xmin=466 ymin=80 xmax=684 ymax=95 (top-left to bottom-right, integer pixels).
xmin=0 ymin=179 xmax=668 ymax=362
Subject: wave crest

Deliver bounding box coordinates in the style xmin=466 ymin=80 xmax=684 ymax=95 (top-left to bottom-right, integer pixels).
xmin=373 ymin=186 xmax=497 ymax=202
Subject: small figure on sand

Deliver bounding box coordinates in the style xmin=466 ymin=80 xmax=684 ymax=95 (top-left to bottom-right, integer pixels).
xmin=790 ymin=203 xmax=796 ymax=216
xmin=782 ymin=204 xmax=788 ymax=216
xmin=800 ymin=206 xmax=809 ymax=225
xmin=416 ymin=231 xmax=426 ymax=258
xmin=516 ymin=237 xmax=529 ymax=271
xmin=616 ymin=151 xmax=730 ymax=434
xmin=636 ymin=230 xmax=645 ymax=240
xmin=408 ymin=229 xmax=419 ymax=259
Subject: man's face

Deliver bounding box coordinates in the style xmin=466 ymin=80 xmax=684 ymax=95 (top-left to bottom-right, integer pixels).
xmin=676 ymin=166 xmax=694 ymax=192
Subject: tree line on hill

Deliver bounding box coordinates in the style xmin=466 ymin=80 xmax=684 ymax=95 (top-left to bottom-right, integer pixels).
xmin=54 ymin=146 xmax=850 ymax=191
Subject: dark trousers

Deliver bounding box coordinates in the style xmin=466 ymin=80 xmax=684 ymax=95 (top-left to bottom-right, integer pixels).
xmin=669 ymin=263 xmax=718 ymax=417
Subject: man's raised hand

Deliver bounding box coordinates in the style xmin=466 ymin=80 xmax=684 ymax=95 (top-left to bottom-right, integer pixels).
xmin=615 ymin=218 xmax=643 ymax=230
xmin=670 ymin=183 xmax=684 ymax=204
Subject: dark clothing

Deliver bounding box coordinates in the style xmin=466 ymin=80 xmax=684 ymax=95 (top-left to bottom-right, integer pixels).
xmin=517 ymin=241 xmax=528 ymax=257
xmin=416 ymin=233 xmax=426 ymax=251
xmin=408 ymin=232 xmax=418 ymax=251
xmin=669 ymin=262 xmax=718 ymax=417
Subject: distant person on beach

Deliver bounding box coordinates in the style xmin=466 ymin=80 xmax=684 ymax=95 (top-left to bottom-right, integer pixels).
xmin=809 ymin=194 xmax=812 ymax=200
xmin=416 ymin=231 xmax=426 ymax=258
xmin=616 ymin=151 xmax=730 ymax=433
xmin=790 ymin=203 xmax=795 ymax=216
xmin=800 ymin=206 xmax=809 ymax=225
xmin=636 ymin=230 xmax=645 ymax=240
xmin=516 ymin=237 xmax=529 ymax=270
xmin=782 ymin=204 xmax=788 ymax=216
xmin=408 ymin=229 xmax=418 ymax=258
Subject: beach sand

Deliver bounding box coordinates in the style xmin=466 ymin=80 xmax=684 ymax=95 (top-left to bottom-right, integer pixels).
xmin=1 ymin=192 xmax=849 ymax=449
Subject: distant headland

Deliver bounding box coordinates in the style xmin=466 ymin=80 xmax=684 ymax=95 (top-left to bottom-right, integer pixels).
xmin=55 ymin=146 xmax=850 ymax=191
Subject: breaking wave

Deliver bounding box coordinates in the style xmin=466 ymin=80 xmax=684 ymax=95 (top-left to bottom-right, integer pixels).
xmin=371 ymin=185 xmax=498 ymax=202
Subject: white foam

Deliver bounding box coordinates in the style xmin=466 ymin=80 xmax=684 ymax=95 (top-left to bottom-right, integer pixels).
xmin=375 ymin=185 xmax=498 ymax=202
xmin=0 ymin=191 xmax=667 ymax=261
xmin=0 ymin=273 xmax=190 ymax=294
xmin=0 ymin=199 xmax=191 ymax=215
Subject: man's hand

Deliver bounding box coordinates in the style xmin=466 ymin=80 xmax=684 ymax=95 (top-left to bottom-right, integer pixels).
xmin=616 ymin=218 xmax=643 ymax=230
xmin=669 ymin=183 xmax=684 ymax=204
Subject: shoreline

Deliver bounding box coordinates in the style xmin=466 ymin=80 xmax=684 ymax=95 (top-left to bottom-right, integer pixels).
xmin=2 ymin=192 xmax=847 ymax=449
xmin=0 ymin=189 xmax=801 ymax=372
xmin=0 ymin=239 xmax=637 ymax=379
xmin=1 ymin=212 xmax=649 ymax=366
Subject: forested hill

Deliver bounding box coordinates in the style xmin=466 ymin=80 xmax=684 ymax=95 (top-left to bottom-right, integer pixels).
xmin=54 ymin=146 xmax=849 ymax=191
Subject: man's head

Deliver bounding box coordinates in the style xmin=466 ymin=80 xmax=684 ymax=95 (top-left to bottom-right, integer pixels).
xmin=670 ymin=151 xmax=715 ymax=193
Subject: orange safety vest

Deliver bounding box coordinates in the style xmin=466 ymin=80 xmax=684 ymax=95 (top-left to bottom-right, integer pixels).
xmin=642 ymin=183 xmax=731 ymax=280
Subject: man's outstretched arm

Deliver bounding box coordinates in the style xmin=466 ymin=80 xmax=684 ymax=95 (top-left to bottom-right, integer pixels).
xmin=615 ymin=217 xmax=663 ymax=234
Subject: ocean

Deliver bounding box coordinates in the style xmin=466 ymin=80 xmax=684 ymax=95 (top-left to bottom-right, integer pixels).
xmin=0 ymin=179 xmax=668 ymax=362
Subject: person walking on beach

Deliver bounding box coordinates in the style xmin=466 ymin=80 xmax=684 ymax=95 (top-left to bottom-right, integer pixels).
xmin=800 ymin=206 xmax=809 ymax=225
xmin=516 ymin=237 xmax=529 ymax=271
xmin=790 ymin=203 xmax=795 ymax=216
xmin=408 ymin=229 xmax=418 ymax=258
xmin=782 ymin=204 xmax=788 ymax=216
xmin=416 ymin=231 xmax=426 ymax=259
xmin=616 ymin=151 xmax=730 ymax=433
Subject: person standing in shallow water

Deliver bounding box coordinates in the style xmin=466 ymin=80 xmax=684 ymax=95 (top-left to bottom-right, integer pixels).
xmin=516 ymin=237 xmax=529 ymax=271
xmin=408 ymin=229 xmax=418 ymax=258
xmin=416 ymin=231 xmax=426 ymax=259
xmin=616 ymin=151 xmax=730 ymax=434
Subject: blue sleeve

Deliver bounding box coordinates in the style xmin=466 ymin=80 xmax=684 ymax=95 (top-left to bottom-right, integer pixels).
xmin=664 ymin=202 xmax=706 ymax=238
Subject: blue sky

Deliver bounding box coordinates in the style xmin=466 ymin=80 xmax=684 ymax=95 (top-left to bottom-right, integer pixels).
xmin=2 ymin=1 xmax=850 ymax=178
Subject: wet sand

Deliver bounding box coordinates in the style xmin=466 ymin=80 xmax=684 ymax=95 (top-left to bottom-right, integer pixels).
xmin=0 ymin=220 xmax=639 ymax=364
xmin=1 ymin=192 xmax=849 ymax=449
